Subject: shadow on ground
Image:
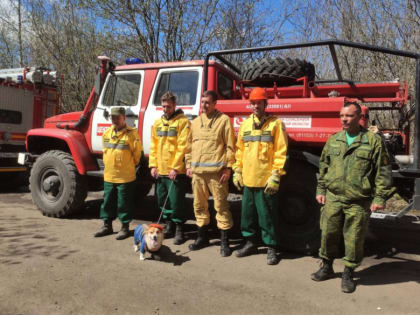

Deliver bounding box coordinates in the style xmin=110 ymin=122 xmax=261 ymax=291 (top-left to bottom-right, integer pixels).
xmin=356 ymin=259 xmax=420 ymax=286
xmin=0 ymin=213 xmax=79 ymax=265
xmin=0 ymin=184 xmax=30 ymax=194
xmin=325 ymin=217 xmax=420 ymax=288
xmin=145 ymin=245 xmax=191 ymax=266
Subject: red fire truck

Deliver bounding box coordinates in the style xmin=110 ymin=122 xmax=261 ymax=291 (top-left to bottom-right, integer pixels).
xmin=0 ymin=67 xmax=58 ymax=186
xmin=18 ymin=40 xmax=420 ymax=253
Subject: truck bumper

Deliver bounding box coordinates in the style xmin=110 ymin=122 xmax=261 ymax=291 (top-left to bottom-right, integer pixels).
xmin=0 ymin=166 xmax=26 ymax=172
xmin=17 ymin=152 xmax=38 ymax=167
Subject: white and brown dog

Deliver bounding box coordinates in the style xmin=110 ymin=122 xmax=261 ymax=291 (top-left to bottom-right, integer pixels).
xmin=133 ymin=223 xmax=164 ymax=260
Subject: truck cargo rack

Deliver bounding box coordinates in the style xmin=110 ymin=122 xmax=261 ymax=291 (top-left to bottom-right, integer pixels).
xmin=205 ymin=39 xmax=420 ymax=212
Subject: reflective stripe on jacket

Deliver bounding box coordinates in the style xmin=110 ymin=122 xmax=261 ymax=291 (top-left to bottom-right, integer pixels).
xmin=149 ymin=110 xmax=190 ymax=175
xmin=185 ymin=110 xmax=236 ymax=173
xmin=316 ymin=128 xmax=392 ymax=206
xmin=103 ymin=125 xmax=142 ymax=183
xmin=233 ymin=114 xmax=288 ymax=187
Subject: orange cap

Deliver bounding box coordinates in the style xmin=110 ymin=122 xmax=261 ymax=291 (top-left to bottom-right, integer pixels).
xmin=149 ymin=223 xmax=164 ymax=231
xmin=249 ymin=87 xmax=267 ymax=101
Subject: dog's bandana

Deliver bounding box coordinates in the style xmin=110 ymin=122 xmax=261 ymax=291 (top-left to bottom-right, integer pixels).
xmin=133 ymin=225 xmax=147 ymax=253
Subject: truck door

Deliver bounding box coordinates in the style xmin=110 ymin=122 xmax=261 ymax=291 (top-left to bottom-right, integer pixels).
xmin=142 ymin=67 xmax=202 ymax=155
xmin=91 ymin=70 xmax=145 ymax=153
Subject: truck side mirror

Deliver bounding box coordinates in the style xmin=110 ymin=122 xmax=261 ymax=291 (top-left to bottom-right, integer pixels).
xmin=94 ymin=69 xmax=101 ymax=96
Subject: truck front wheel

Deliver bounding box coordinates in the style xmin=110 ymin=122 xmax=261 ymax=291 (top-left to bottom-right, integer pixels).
xmin=29 ymin=150 xmax=87 ymax=217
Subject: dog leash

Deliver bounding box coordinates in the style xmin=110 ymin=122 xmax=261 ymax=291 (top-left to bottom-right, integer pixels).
xmin=156 ymin=180 xmax=174 ymax=224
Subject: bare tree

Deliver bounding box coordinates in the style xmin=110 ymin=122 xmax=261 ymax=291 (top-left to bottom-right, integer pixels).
xmin=27 ymin=0 xmax=107 ymax=112
xmin=80 ymin=0 xmax=222 ymax=62
xmin=211 ymin=0 xmax=295 ymax=66
xmin=0 ymin=0 xmax=29 ymax=68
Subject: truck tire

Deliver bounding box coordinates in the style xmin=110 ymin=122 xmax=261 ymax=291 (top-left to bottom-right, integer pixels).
xmin=29 ymin=150 xmax=87 ymax=217
xmin=135 ymin=154 xmax=154 ymax=198
xmin=277 ymin=160 xmax=321 ymax=255
xmin=241 ymin=57 xmax=315 ymax=86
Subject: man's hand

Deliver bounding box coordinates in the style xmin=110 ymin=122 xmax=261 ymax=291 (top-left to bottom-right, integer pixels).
xmin=232 ymin=171 xmax=244 ymax=191
xmin=264 ymin=173 xmax=281 ymax=195
xmin=169 ymin=169 xmax=178 ymax=181
xmin=219 ymin=168 xmax=231 ymax=183
xmin=150 ymin=167 xmax=159 ymax=179
xmin=370 ymin=203 xmax=384 ymax=212
xmin=186 ymin=168 xmax=193 ymax=178
xmin=316 ymin=195 xmax=326 ymax=205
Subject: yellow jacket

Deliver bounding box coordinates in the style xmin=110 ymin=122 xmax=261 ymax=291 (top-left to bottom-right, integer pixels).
xmin=186 ymin=110 xmax=235 ymax=173
xmin=103 ymin=125 xmax=142 ymax=183
xmin=233 ymin=114 xmax=288 ymax=187
xmin=149 ymin=109 xmax=190 ymax=175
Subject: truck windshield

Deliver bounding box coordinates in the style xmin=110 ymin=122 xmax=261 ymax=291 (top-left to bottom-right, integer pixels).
xmin=102 ymin=73 xmax=141 ymax=107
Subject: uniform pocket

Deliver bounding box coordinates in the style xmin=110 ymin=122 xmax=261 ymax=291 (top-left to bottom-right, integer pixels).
xmin=168 ymin=143 xmax=176 ymax=153
xmin=200 ymin=132 xmax=218 ymax=155
xmin=114 ymin=151 xmax=123 ymax=168
xmin=329 ymin=148 xmax=341 ymax=159
xmin=324 ymin=148 xmax=343 ymax=193
xmin=356 ymin=149 xmax=371 ymax=159
xmin=355 ymin=149 xmax=371 ymax=172
xmin=259 ymin=142 xmax=270 ymax=161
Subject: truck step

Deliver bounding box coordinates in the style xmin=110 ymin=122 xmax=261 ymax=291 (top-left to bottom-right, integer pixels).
xmin=86 ymin=170 xmax=104 ymax=178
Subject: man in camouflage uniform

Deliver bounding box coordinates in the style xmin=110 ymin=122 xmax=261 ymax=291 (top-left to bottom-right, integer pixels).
xmin=311 ymin=101 xmax=392 ymax=293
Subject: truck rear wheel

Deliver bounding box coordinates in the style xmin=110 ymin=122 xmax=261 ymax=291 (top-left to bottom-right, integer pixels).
xmin=29 ymin=150 xmax=87 ymax=217
xmin=277 ymin=160 xmax=321 ymax=255
xmin=135 ymin=154 xmax=154 ymax=198
xmin=241 ymin=57 xmax=315 ymax=86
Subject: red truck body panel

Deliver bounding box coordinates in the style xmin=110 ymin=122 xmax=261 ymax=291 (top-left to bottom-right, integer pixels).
xmin=27 ymin=128 xmax=97 ymax=174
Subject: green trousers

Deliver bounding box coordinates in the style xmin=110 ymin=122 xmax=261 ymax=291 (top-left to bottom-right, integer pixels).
xmin=100 ymin=181 xmax=136 ymax=224
xmin=156 ymin=175 xmax=188 ymax=223
xmin=319 ymin=191 xmax=371 ymax=269
xmin=241 ymin=186 xmax=280 ymax=247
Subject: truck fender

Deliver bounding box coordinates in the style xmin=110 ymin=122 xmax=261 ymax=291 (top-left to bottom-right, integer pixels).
xmin=26 ymin=128 xmax=98 ymax=175
xmin=288 ymin=150 xmax=320 ymax=170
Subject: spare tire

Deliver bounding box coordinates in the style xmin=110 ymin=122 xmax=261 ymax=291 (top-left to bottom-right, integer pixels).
xmin=241 ymin=57 xmax=315 ymax=87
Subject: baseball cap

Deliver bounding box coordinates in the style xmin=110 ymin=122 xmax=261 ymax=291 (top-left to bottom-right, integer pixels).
xmin=111 ymin=107 xmax=126 ymax=116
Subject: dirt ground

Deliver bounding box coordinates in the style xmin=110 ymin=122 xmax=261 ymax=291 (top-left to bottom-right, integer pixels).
xmin=1 ymin=186 xmax=420 ymax=315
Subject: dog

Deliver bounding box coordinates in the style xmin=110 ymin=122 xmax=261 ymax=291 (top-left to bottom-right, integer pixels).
xmin=133 ymin=223 xmax=164 ymax=260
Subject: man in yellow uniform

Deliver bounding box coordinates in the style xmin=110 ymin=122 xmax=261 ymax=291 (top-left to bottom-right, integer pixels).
xmin=94 ymin=107 xmax=142 ymax=240
xmin=149 ymin=91 xmax=190 ymax=245
xmin=233 ymin=87 xmax=288 ymax=265
xmin=185 ymin=90 xmax=236 ymax=257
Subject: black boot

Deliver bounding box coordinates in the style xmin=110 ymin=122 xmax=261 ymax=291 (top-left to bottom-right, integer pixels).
xmin=163 ymin=220 xmax=175 ymax=238
xmin=94 ymin=220 xmax=113 ymax=237
xmin=311 ymin=259 xmax=335 ymax=281
xmin=235 ymin=239 xmax=258 ymax=257
xmin=188 ymin=225 xmax=210 ymax=251
xmin=341 ymin=266 xmax=356 ymax=293
xmin=267 ymin=247 xmax=280 ymax=265
xmin=116 ymin=223 xmax=129 ymax=240
xmin=173 ymin=223 xmax=185 ymax=245
xmin=220 ymin=229 xmax=232 ymax=257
